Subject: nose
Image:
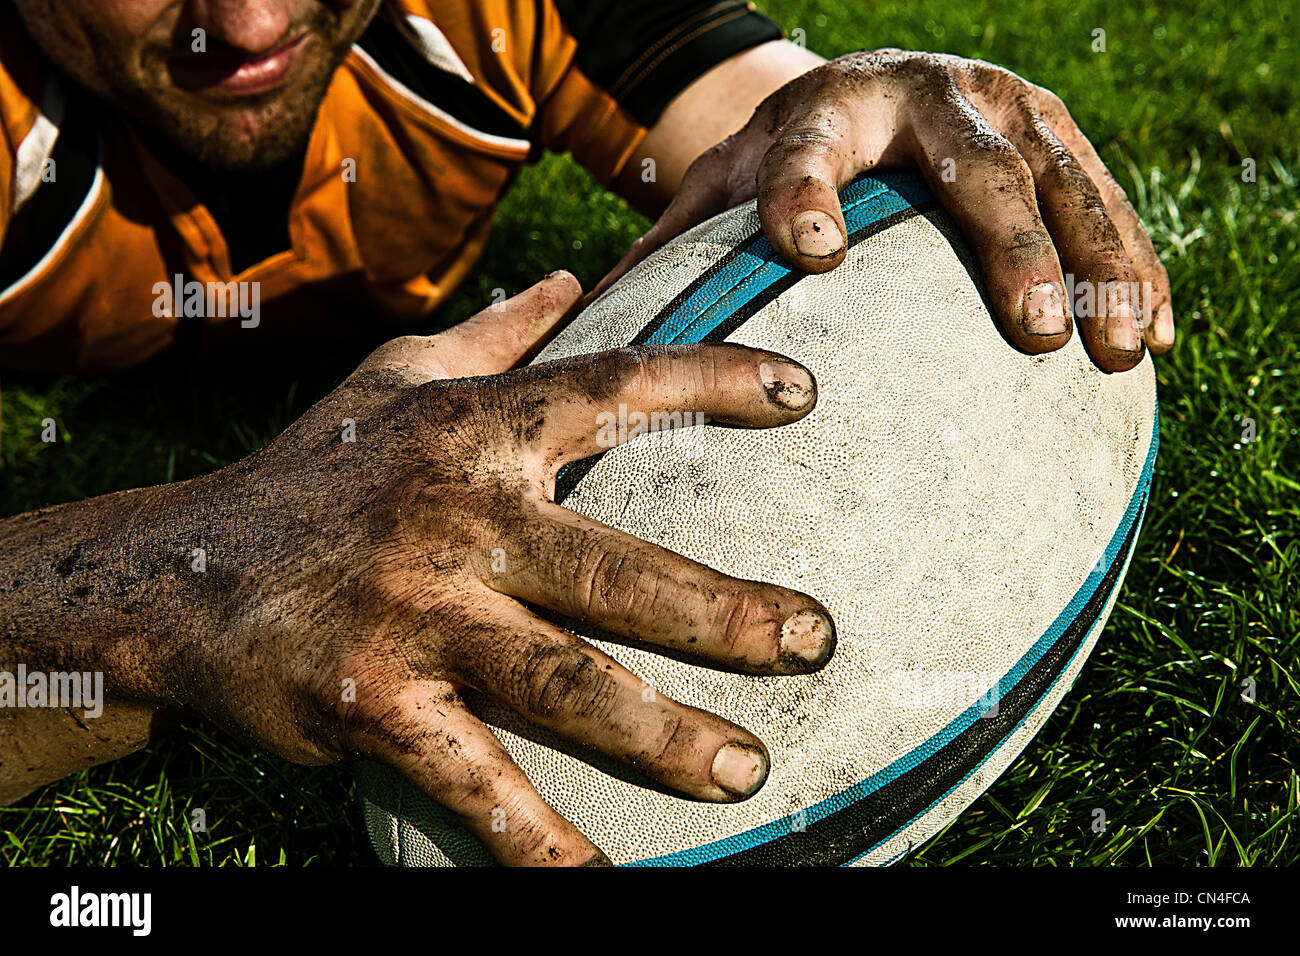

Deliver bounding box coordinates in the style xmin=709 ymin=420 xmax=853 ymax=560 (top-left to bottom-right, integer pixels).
xmin=191 ymin=0 xmax=293 ymax=55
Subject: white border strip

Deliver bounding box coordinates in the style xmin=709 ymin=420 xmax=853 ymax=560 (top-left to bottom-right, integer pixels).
xmin=13 ymin=80 xmax=65 ymax=213
xmin=0 ymin=136 xmax=104 ymax=308
xmin=349 ymin=45 xmax=530 ymax=153
xmin=400 ymin=14 xmax=476 ymax=84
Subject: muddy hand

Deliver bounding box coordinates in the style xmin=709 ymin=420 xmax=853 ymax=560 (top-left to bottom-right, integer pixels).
xmin=595 ymin=50 xmax=1174 ymax=372
xmin=141 ymin=272 xmax=834 ymax=866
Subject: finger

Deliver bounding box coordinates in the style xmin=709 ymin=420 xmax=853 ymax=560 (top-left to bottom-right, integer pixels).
xmin=589 ymin=152 xmax=733 ymax=302
xmin=475 ymin=500 xmax=835 ymax=673
xmin=755 ymin=116 xmax=850 ymax=272
xmin=456 ymin=604 xmax=771 ymax=803
xmin=906 ymin=94 xmax=1073 ymax=356
xmin=1000 ymin=107 xmax=1147 ymax=371
xmin=364 ymin=271 xmax=584 ymax=380
xmin=502 ymin=343 xmax=817 ymax=469
xmin=1031 ymin=90 xmax=1174 ymax=353
xmin=357 ymin=684 xmax=609 ymax=866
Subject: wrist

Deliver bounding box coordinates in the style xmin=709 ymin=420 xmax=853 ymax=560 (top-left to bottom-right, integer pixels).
xmin=0 ymin=476 xmax=219 ymax=707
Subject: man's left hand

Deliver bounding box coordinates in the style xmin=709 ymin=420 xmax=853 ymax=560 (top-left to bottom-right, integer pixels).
xmin=600 ymin=49 xmax=1174 ymax=373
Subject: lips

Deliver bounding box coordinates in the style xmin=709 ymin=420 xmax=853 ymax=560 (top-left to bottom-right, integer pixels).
xmin=170 ymin=34 xmax=310 ymax=96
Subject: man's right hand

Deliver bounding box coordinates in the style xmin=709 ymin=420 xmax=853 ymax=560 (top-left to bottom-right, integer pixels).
xmin=120 ymin=271 xmax=834 ymax=865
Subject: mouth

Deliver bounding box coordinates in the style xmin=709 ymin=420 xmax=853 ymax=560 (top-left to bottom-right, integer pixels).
xmin=169 ymin=33 xmax=312 ymax=97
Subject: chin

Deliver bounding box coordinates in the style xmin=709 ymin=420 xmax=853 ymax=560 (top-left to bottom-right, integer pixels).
xmin=154 ymin=98 xmax=315 ymax=171
xmin=199 ymin=135 xmax=306 ymax=172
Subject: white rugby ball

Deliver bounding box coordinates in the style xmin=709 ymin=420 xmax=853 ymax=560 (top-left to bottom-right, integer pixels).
xmin=357 ymin=171 xmax=1157 ymax=866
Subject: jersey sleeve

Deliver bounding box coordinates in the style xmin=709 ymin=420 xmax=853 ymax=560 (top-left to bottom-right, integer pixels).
xmin=0 ymin=9 xmax=55 ymax=317
xmin=533 ymin=0 xmax=784 ymax=184
xmin=373 ymin=0 xmax=783 ymax=186
xmin=0 ymin=16 xmax=41 ymax=258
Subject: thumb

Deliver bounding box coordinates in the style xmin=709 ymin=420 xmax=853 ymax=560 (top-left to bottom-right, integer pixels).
xmin=363 ymin=272 xmax=584 ymax=381
xmin=437 ymin=271 xmax=585 ymax=375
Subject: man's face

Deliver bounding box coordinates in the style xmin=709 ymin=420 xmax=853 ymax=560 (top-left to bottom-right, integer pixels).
xmin=13 ymin=0 xmax=382 ymax=171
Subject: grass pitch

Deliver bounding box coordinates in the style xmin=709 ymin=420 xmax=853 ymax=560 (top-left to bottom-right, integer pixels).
xmin=2 ymin=0 xmax=1297 ymax=866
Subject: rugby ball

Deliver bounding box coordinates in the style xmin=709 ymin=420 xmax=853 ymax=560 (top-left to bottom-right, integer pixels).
xmin=356 ymin=171 xmax=1158 ymax=866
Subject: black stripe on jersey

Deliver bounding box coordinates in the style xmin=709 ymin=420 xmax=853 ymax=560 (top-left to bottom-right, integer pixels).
xmin=0 ymin=88 xmax=98 ymax=295
xmin=554 ymin=0 xmax=784 ymax=127
xmin=356 ymin=15 xmax=526 ymax=141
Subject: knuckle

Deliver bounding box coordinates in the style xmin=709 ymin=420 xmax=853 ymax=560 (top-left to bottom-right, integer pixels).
xmin=767 ymin=126 xmax=841 ymax=162
xmin=559 ymin=347 xmax=655 ymax=406
xmin=1037 ymin=130 xmax=1080 ymax=172
xmin=407 ymin=474 xmax=483 ymax=530
xmin=690 ymin=344 xmax=727 ymax=393
xmin=976 ymin=136 xmax=1036 ymax=195
xmin=389 ymin=333 xmax=425 ymax=353
xmin=539 ymin=269 xmax=581 ymax=303
xmin=806 ymin=57 xmax=873 ymax=100
xmin=311 ymin=654 xmax=402 ymax=739
xmin=974 ymin=59 xmax=1022 ymax=89
xmin=371 ymin=334 xmax=421 ymax=364
xmin=423 ymin=373 xmax=548 ymax=458
xmin=1085 ymin=206 xmax=1129 ymax=254
xmin=1032 ymin=85 xmax=1070 ymax=122
xmin=686 ymin=140 xmax=730 ymax=179
xmin=413 ymin=377 xmax=486 ymax=436
xmin=1030 ymin=153 xmax=1113 ymax=229
xmin=1005 ymin=228 xmax=1055 ymax=273
xmin=645 ymin=712 xmax=703 ymax=770
xmin=1007 ymin=88 xmax=1044 ymax=129
xmin=574 ymin=548 xmax=657 ymax=622
xmin=513 ymin=642 xmax=618 ymax=721
xmin=963 ymin=58 xmax=1032 ymax=106
xmin=1003 ymin=150 xmax=1037 ymax=193
xmin=1077 ymin=184 xmax=1114 ymax=224
xmin=360 ymin=335 xmax=424 ymax=372
xmin=620 ymin=344 xmax=714 ymax=404
xmin=713 ymin=588 xmax=781 ymax=658
xmin=609 ymin=348 xmax=658 ymax=402
xmin=503 ymin=512 xmax=593 ymax=596
xmin=890 ymin=50 xmax=950 ymax=84
xmin=1024 ymin=125 xmax=1089 ymax=187
xmin=830 ymin=48 xmax=900 ymax=85
xmin=835 ymin=48 xmax=937 ymax=88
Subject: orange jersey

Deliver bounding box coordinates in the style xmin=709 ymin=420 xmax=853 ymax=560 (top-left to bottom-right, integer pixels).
xmin=0 ymin=0 xmax=780 ymax=372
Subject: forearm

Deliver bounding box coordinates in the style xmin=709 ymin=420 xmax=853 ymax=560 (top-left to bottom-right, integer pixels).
xmin=614 ymin=38 xmax=825 ymax=215
xmin=0 ymin=698 xmax=172 ymax=805
xmin=0 ymin=480 xmax=214 ymax=801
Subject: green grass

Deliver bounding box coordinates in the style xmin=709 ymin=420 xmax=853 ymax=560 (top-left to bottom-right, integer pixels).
xmin=3 ymin=0 xmax=1297 ymax=865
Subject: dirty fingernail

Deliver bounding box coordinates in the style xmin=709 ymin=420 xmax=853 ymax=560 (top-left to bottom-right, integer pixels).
xmin=780 ymin=608 xmax=836 ymax=668
xmin=759 ymin=359 xmax=816 ymax=410
xmin=1106 ymin=302 xmax=1143 ymax=352
xmin=791 ymin=210 xmax=844 ymax=258
xmin=1022 ymin=282 xmax=1067 ymax=336
xmin=711 ymin=743 xmax=768 ymax=798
